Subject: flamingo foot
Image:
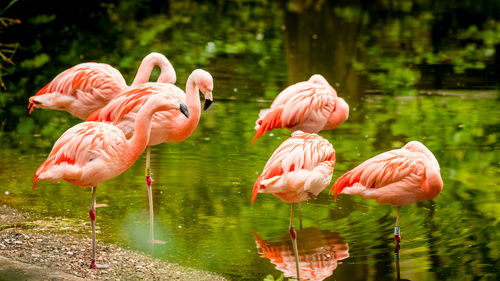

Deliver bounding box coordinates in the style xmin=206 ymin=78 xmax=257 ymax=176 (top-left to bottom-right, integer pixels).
xmin=149 ymin=239 xmax=167 ymax=245
xmin=90 ymin=260 xmax=110 ymax=269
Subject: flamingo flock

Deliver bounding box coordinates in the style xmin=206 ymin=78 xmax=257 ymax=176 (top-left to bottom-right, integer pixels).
xmin=29 ymin=53 xmax=443 ymax=275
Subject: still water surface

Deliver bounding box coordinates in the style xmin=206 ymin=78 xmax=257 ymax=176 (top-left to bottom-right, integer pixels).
xmin=1 ymin=91 xmax=498 ymax=280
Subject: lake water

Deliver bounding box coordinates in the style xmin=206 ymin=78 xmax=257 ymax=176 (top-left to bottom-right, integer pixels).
xmin=1 ymin=91 xmax=498 ymax=280
xmin=1 ymin=1 xmax=499 ymax=280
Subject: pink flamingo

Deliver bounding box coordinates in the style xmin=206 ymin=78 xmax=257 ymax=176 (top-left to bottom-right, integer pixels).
xmin=252 ymin=131 xmax=336 ymax=280
xmin=86 ymin=69 xmax=213 ymax=243
xmin=33 ymin=94 xmax=189 ymax=269
xmin=28 ymin=52 xmax=176 ymax=119
xmin=252 ymin=74 xmax=349 ymax=144
xmin=330 ymin=141 xmax=443 ymax=244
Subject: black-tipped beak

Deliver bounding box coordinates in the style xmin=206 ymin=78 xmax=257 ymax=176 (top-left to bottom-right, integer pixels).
xmin=203 ymin=99 xmax=213 ymax=111
xmin=180 ymin=103 xmax=189 ymax=118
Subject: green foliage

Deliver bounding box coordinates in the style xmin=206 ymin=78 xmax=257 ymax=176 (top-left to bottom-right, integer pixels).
xmin=0 ymin=0 xmax=20 ymax=90
xmin=19 ymin=53 xmax=50 ymax=69
xmin=339 ymin=0 xmax=500 ymax=94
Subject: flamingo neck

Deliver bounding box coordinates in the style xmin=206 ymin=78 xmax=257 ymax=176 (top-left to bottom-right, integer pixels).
xmin=131 ymin=53 xmax=176 ymax=87
xmin=324 ymin=97 xmax=349 ymax=130
xmin=126 ymin=97 xmax=168 ymax=164
xmin=184 ymin=73 xmax=202 ymax=131
xmin=423 ymin=156 xmax=443 ymax=200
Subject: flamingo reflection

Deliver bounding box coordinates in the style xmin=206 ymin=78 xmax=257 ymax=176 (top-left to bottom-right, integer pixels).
xmin=253 ymin=227 xmax=349 ymax=281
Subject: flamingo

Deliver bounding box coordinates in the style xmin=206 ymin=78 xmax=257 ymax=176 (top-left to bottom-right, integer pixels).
xmin=252 ymin=74 xmax=349 ymax=144
xmin=330 ymin=141 xmax=443 ymax=244
xmin=252 ymin=131 xmax=336 ymax=280
xmin=86 ymin=69 xmax=213 ymax=243
xmin=28 ymin=52 xmax=176 ymax=119
xmin=32 ymin=93 xmax=189 ymax=269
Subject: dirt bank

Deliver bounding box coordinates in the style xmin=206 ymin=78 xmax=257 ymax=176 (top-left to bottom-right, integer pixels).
xmin=0 ymin=206 xmax=227 ymax=280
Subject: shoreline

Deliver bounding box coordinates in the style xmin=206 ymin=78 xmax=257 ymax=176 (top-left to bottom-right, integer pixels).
xmin=0 ymin=206 xmax=227 ymax=280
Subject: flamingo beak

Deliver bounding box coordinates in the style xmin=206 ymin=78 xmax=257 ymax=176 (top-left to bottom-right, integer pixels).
xmin=180 ymin=103 xmax=189 ymax=118
xmin=203 ymin=92 xmax=213 ymax=111
xmin=204 ymin=99 xmax=213 ymax=111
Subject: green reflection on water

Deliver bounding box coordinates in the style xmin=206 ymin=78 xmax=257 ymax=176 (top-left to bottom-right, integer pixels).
xmin=1 ymin=92 xmax=499 ymax=280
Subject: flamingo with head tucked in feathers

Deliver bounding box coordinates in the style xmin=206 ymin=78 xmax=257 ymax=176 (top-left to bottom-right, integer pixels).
xmin=86 ymin=69 xmax=213 ymax=243
xmin=330 ymin=141 xmax=443 ymax=244
xmin=28 ymin=52 xmax=176 ymax=119
xmin=33 ymin=92 xmax=189 ymax=269
xmin=252 ymin=74 xmax=349 ymax=144
xmin=252 ymin=131 xmax=336 ymax=280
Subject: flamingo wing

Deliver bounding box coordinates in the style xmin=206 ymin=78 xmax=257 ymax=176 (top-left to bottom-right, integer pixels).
xmin=33 ymin=122 xmax=126 ymax=189
xmin=252 ymin=131 xmax=335 ymax=203
xmin=87 ymin=86 xmax=150 ymax=123
xmin=330 ymin=149 xmax=425 ymax=200
xmin=252 ymin=87 xmax=336 ymax=144
xmin=87 ymin=83 xmax=184 ymax=123
xmin=28 ymin=63 xmax=126 ymax=118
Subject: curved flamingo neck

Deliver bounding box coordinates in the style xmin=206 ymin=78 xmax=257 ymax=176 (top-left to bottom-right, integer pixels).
xmin=423 ymin=151 xmax=443 ymax=199
xmin=423 ymin=165 xmax=443 ymax=200
xmin=126 ymin=96 xmax=173 ymax=163
xmin=324 ymin=97 xmax=349 ymax=130
xmin=184 ymin=71 xmax=203 ymax=131
xmin=131 ymin=53 xmax=176 ymax=87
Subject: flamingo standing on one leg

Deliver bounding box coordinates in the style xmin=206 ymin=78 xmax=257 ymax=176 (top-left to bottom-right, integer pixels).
xmin=252 ymin=74 xmax=349 ymax=144
xmin=330 ymin=141 xmax=443 ymax=244
xmin=32 ymin=94 xmax=189 ymax=269
xmin=28 ymin=52 xmax=176 ymax=119
xmin=87 ymin=69 xmax=213 ymax=243
xmin=252 ymin=131 xmax=336 ymax=280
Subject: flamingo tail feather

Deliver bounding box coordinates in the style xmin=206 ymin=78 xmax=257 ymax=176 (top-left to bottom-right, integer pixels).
xmin=251 ymin=107 xmax=283 ymax=145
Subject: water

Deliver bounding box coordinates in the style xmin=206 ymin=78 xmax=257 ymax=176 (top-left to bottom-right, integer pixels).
xmin=1 ymin=1 xmax=500 ymax=280
xmin=1 ymin=92 xmax=499 ymax=280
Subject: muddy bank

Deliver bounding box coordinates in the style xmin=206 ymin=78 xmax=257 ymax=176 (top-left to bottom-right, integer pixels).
xmin=0 ymin=206 xmax=227 ymax=280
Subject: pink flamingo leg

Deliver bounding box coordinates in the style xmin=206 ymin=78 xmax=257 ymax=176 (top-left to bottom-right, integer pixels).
xmin=395 ymin=246 xmax=401 ymax=280
xmin=89 ymin=186 xmax=110 ymax=269
xmin=145 ymin=146 xmax=154 ymax=243
xmin=289 ymin=203 xmax=300 ymax=280
xmin=145 ymin=146 xmax=165 ymax=245
xmin=298 ymin=202 xmax=303 ymax=230
xmin=394 ymin=206 xmax=401 ymax=244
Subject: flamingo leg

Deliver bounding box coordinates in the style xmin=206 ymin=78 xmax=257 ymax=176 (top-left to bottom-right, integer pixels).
xmin=145 ymin=146 xmax=154 ymax=243
xmin=145 ymin=146 xmax=165 ymax=245
xmin=394 ymin=206 xmax=401 ymax=244
xmin=395 ymin=245 xmax=401 ymax=281
xmin=298 ymin=202 xmax=303 ymax=230
xmin=89 ymin=186 xmax=110 ymax=269
xmin=289 ymin=203 xmax=300 ymax=280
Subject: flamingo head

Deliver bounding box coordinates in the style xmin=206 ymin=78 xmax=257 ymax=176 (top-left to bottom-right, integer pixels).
xmin=403 ymin=141 xmax=433 ymax=156
xmin=28 ymin=94 xmax=74 ymax=113
xmin=197 ymin=72 xmax=214 ymax=111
